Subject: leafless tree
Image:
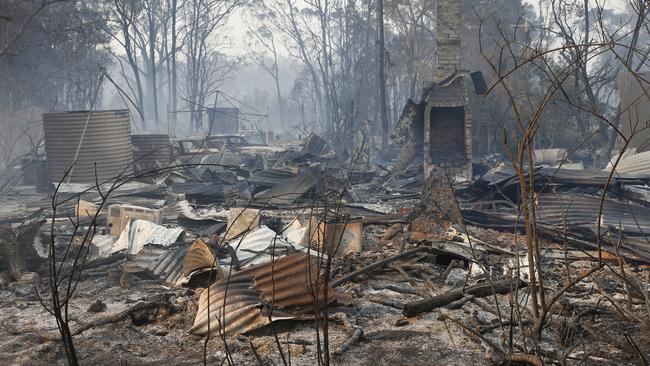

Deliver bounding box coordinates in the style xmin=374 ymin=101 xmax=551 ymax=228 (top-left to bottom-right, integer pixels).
xmin=384 ymin=0 xmax=436 ymax=102
xmin=377 ymin=0 xmax=389 ymax=150
xmin=181 ymin=0 xmax=243 ymax=133
xmin=246 ymin=4 xmax=287 ymax=128
xmin=105 ymin=0 xmax=183 ymax=127
xmin=474 ymin=0 xmax=650 ymax=361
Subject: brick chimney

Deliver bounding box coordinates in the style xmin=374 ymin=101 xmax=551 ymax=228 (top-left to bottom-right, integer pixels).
xmin=435 ymin=0 xmax=461 ymax=82
xmin=422 ymin=0 xmax=473 ymax=179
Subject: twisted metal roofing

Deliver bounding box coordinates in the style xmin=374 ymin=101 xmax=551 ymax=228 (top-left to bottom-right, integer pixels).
xmin=190 ymin=252 xmax=335 ymax=336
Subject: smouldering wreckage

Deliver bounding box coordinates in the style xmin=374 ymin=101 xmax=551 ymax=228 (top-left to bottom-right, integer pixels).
xmin=458 ymin=162 xmax=650 ymax=260
xmin=1 ymin=131 xmax=416 ymax=331
xmin=2 ymin=127 xmax=650 ymax=363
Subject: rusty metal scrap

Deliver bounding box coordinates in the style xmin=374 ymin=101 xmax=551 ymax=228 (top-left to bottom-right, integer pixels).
xmin=190 ymin=252 xmax=336 ymax=337
xmin=182 ymin=238 xmax=216 ymax=277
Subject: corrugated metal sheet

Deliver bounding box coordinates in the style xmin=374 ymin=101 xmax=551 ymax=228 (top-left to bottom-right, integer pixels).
xmin=610 ymin=151 xmax=650 ymax=176
xmin=248 ymin=168 xmax=297 ymax=189
xmin=126 ymin=239 xmax=219 ymax=286
xmin=126 ymin=244 xmax=187 ymax=286
xmin=171 ymin=182 xmax=241 ymax=205
xmin=177 ymin=218 xmax=226 ymax=237
xmin=254 ymin=170 xmax=320 ymax=206
xmin=111 ymin=219 xmax=184 ymax=255
xmin=230 ymin=225 xmax=304 ymax=267
xmin=463 ymin=193 xmax=650 ymax=260
xmin=535 ymin=193 xmax=650 ymax=235
xmin=42 ymin=110 xmax=133 ymax=183
xmin=190 ymin=252 xmax=335 ymax=337
xmin=183 ymin=238 xmax=215 ymax=276
xmin=460 ymin=164 xmax=650 ymax=205
xmin=131 ymin=134 xmax=172 ymax=171
xmin=481 ymin=164 xmax=649 ymax=186
xmin=622 ymin=185 xmax=650 ymax=204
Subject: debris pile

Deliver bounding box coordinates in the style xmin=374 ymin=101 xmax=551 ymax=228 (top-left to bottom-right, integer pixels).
xmin=0 ymin=134 xmax=648 ymax=365
xmin=458 ymin=163 xmax=650 ymax=260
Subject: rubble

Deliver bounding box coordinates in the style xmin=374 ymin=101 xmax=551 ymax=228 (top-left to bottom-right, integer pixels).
xmin=0 ymin=129 xmax=649 ymax=365
xmin=5 ymin=0 xmax=650 ymax=362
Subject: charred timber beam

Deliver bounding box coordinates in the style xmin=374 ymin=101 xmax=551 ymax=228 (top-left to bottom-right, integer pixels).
xmin=402 ymin=278 xmax=527 ymax=317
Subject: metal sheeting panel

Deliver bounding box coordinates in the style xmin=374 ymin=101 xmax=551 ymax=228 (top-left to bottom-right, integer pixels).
xmin=248 ymin=168 xmax=297 ymax=189
xmin=230 ymin=225 xmax=304 ymax=267
xmin=42 ymin=110 xmax=133 ymax=183
xmin=535 ymin=193 xmax=650 ymax=235
xmin=190 ymin=253 xmax=335 ymax=337
xmin=131 ymin=134 xmax=172 ymax=171
xmin=479 ymin=164 xmax=649 ymax=188
xmin=147 ymin=245 xmax=187 ymax=285
xmin=611 ymin=151 xmax=650 ymax=176
xmin=461 ymin=165 xmax=650 ymax=205
xmin=183 ymin=238 xmax=215 ymax=277
xmin=127 ymin=244 xmax=188 ymax=286
xmin=255 ymin=170 xmax=320 ymax=206
xmin=463 ymin=193 xmax=650 ymax=260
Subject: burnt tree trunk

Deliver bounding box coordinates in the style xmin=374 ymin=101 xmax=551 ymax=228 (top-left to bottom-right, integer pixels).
xmin=377 ymin=0 xmax=389 ymax=151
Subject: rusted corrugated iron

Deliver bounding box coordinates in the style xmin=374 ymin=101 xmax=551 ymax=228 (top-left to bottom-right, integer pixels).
xmin=183 ymin=238 xmax=216 ymax=277
xmin=190 ymin=252 xmax=336 ymax=336
xmin=42 ymin=110 xmax=133 ymax=183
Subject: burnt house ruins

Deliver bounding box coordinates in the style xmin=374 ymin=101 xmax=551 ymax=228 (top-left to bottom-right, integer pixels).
xmin=2 ymin=0 xmax=650 ymax=364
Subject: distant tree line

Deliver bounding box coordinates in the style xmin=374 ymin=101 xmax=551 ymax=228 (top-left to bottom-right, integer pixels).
xmin=0 ymin=0 xmax=648 ymax=166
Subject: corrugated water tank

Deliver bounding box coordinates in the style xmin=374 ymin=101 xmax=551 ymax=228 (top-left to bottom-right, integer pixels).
xmin=42 ymin=109 xmax=133 ymax=183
